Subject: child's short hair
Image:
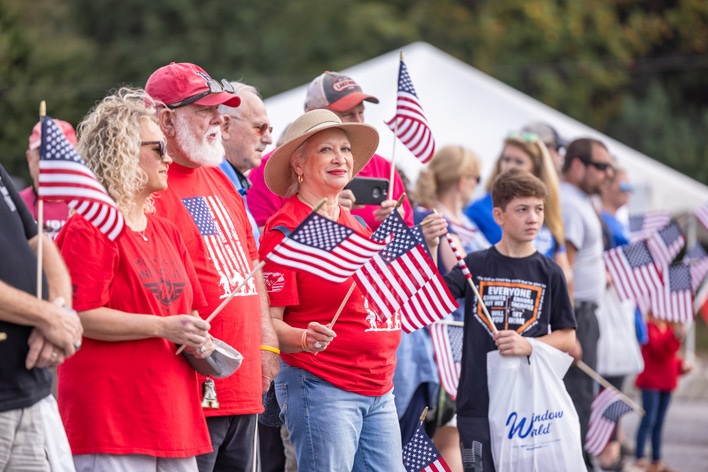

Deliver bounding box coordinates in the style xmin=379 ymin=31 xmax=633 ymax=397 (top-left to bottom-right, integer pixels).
xmin=491 ymin=169 xmax=548 ymax=210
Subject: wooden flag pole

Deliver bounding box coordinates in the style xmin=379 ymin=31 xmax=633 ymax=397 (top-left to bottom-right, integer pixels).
xmin=387 ymin=51 xmax=404 ymax=200
xmin=36 ymin=101 xmax=46 ymax=300
xmin=327 ymin=282 xmax=356 ymax=329
xmin=576 ymin=360 xmax=645 ymax=415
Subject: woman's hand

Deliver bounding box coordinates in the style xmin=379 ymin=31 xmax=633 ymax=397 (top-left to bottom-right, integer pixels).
xmin=301 ymin=322 xmax=336 ymax=353
xmin=372 ymin=199 xmax=402 ymax=223
xmin=339 ymin=189 xmax=363 ymax=211
xmin=185 ymin=335 xmax=215 ymax=359
xmin=161 ymin=314 xmax=211 ymax=349
xmin=494 ymin=330 xmax=532 ymax=357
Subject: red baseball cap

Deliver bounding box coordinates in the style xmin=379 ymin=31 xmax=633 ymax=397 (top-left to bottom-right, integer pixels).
xmin=145 ymin=62 xmax=241 ymax=109
xmin=28 ymin=119 xmax=77 ymax=150
xmin=304 ymin=71 xmax=379 ymax=112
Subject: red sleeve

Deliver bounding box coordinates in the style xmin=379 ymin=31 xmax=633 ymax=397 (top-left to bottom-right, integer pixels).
xmin=258 ymin=228 xmax=300 ymax=307
xmin=57 ymin=215 xmax=118 ymax=311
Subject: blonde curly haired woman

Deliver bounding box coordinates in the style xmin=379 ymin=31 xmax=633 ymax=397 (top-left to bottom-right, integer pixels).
xmin=56 ymin=88 xmax=214 ymax=472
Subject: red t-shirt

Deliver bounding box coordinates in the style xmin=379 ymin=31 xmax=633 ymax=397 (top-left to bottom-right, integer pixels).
xmin=19 ymin=186 xmax=69 ymax=240
xmin=55 ymin=214 xmax=211 ymax=457
xmin=635 ymin=321 xmax=682 ymax=392
xmin=248 ymin=151 xmax=414 ymax=230
xmin=153 ymin=163 xmax=263 ymax=416
xmin=259 ymin=196 xmax=401 ymax=396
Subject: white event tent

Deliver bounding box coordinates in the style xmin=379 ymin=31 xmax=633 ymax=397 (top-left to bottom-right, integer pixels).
xmin=263 ymin=41 xmax=708 ymax=215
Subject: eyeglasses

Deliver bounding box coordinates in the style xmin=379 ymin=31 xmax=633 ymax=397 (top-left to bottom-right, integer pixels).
xmin=229 ymin=116 xmax=273 ymax=135
xmin=507 ymin=131 xmax=539 ymax=143
xmin=141 ymin=141 xmax=166 ymax=159
xmin=619 ymin=181 xmax=635 ymax=193
xmin=580 ymin=158 xmax=612 ymax=172
xmin=166 ymin=79 xmax=236 ymax=109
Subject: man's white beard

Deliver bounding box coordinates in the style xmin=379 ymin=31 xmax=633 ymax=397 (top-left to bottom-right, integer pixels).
xmin=174 ymin=113 xmax=225 ymax=167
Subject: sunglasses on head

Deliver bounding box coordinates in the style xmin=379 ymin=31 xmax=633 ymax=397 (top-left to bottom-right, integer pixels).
xmin=141 ymin=141 xmax=166 ymax=158
xmin=507 ymin=131 xmax=540 ymax=143
xmin=619 ymin=181 xmax=635 ymax=193
xmin=167 ymin=79 xmax=236 ymax=109
xmin=580 ymin=158 xmax=612 ymax=171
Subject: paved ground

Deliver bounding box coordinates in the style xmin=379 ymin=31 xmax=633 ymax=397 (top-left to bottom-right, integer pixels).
xmin=616 ymin=357 xmax=708 ymax=472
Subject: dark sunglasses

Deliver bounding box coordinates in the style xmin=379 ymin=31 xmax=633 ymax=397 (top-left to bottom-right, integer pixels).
xmin=580 ymin=158 xmax=612 ymax=172
xmin=167 ymin=79 xmax=236 ymax=109
xmin=230 ymin=116 xmax=273 ymax=135
xmin=141 ymin=141 xmax=166 ymax=158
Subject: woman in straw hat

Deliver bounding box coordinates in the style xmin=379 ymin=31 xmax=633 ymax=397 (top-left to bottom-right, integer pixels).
xmin=55 ymin=87 xmax=213 ymax=471
xmin=259 ymin=109 xmax=426 ymax=471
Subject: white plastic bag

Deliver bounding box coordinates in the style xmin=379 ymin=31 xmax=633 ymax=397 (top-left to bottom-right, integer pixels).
xmin=487 ymin=339 xmax=584 ymax=472
xmin=596 ymin=285 xmax=644 ymax=376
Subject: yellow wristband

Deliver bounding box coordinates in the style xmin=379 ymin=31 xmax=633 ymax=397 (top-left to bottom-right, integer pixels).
xmin=260 ymin=345 xmax=281 ymax=355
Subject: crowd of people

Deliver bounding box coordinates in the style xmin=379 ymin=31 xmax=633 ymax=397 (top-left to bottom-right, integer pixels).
xmin=0 ymin=61 xmax=693 ymax=472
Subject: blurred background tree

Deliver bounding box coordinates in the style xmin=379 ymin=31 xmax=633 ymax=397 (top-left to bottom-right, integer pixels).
xmin=2 ymin=0 xmax=708 ymax=185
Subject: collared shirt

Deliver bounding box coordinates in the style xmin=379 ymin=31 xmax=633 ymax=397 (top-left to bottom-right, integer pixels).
xmin=218 ymin=158 xmax=261 ymax=245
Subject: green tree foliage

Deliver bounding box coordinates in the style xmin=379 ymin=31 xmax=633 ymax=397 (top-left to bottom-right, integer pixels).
xmin=1 ymin=0 xmax=708 ymax=185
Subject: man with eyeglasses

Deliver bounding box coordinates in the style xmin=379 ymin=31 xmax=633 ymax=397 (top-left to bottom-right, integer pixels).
xmin=218 ymin=82 xmax=273 ymax=245
xmin=559 ymin=137 xmax=614 ymax=472
xmin=146 ymin=62 xmax=279 ymax=472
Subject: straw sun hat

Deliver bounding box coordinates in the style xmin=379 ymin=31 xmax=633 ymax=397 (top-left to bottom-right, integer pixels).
xmin=264 ymin=109 xmax=379 ymax=197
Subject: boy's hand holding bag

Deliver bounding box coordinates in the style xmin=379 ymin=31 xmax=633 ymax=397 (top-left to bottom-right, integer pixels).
xmin=487 ymin=338 xmax=584 ymax=472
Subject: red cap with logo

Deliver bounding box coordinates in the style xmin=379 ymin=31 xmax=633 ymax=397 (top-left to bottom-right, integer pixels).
xmin=28 ymin=119 xmax=77 ymax=150
xmin=145 ymin=62 xmax=241 ymax=109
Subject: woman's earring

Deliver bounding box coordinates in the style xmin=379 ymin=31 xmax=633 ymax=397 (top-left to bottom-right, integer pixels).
xmin=297 ymin=174 xmax=304 ymax=184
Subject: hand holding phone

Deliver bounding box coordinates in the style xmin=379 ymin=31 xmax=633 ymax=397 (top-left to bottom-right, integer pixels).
xmin=344 ymin=177 xmax=389 ymax=206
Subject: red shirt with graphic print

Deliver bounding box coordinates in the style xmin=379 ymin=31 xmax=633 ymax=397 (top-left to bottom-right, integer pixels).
xmin=259 ymin=196 xmax=401 ymax=396
xmin=56 ymin=214 xmax=211 ymax=457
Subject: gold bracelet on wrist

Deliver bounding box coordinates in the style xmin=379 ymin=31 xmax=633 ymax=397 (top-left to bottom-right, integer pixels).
xmin=301 ymin=330 xmax=312 ymax=353
xmin=260 ymin=345 xmax=281 ymax=355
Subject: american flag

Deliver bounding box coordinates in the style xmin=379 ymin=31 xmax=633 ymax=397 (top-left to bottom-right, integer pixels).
xmin=604 ymin=240 xmax=663 ymax=314
xmin=265 ymin=211 xmax=385 ymax=283
xmin=695 ymin=278 xmax=708 ymax=326
xmin=385 ymin=59 xmax=435 ymax=164
xmin=400 ymin=277 xmax=458 ymax=333
xmin=429 ymin=323 xmax=463 ymax=399
xmin=628 ymin=211 xmax=671 ymax=242
xmin=402 ymin=421 xmax=452 ymax=472
xmin=38 ymin=115 xmax=124 ymax=241
xmin=585 ymin=388 xmax=633 ymax=456
xmin=695 ymin=203 xmax=708 ymax=232
xmin=683 ymin=243 xmax=708 ymax=292
xmin=647 ymin=221 xmax=684 ymax=269
xmin=652 ymin=263 xmax=694 ymax=324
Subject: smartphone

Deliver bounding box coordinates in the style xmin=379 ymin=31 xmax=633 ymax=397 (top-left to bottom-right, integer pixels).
xmin=344 ymin=177 xmax=390 ymax=205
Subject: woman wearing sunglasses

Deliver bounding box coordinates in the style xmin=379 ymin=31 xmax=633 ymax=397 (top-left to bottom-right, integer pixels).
xmin=465 ymin=132 xmax=572 ymax=292
xmin=55 ymin=87 xmax=214 ymax=472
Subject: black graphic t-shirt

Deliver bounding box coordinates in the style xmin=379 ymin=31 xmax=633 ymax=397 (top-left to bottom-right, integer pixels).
xmin=444 ymin=246 xmax=576 ymax=418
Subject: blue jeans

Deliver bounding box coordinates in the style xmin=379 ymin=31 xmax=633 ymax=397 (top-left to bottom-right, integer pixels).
xmin=275 ymin=362 xmax=404 ymax=472
xmin=635 ymin=389 xmax=672 ymax=462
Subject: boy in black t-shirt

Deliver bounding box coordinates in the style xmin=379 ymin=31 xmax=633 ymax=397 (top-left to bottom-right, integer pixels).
xmin=425 ymin=169 xmax=576 ymax=471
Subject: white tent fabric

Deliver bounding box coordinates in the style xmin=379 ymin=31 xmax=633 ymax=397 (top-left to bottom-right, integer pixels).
xmin=263 ymin=42 xmax=708 ymax=214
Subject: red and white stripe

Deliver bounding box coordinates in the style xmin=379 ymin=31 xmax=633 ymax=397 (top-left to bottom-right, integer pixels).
xmin=429 ymin=323 xmax=461 ymax=399
xmin=445 ymin=233 xmax=472 ymax=280
xmin=400 ymin=276 xmax=458 ymax=333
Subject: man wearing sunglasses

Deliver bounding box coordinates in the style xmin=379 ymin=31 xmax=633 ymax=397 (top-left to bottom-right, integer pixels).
xmin=218 ymin=82 xmax=273 ymax=245
xmin=146 ymin=62 xmax=279 ymax=472
xmin=559 ymin=137 xmax=614 ymax=472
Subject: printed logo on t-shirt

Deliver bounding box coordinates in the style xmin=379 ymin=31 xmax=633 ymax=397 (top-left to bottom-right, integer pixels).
xmin=363 ymin=296 xmax=402 ymax=332
xmin=181 ymin=195 xmax=257 ymax=298
xmin=144 ymin=278 xmax=186 ymax=306
xmin=263 ymin=271 xmax=285 ymax=293
xmin=0 ymin=182 xmax=16 ymax=212
xmin=476 ymin=277 xmax=546 ymax=335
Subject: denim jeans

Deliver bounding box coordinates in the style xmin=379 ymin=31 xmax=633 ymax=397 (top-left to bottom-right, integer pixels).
xmin=636 ymin=389 xmax=672 ymax=462
xmin=275 ymin=362 xmax=404 ymax=472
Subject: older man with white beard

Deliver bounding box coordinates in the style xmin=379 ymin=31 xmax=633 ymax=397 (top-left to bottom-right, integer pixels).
xmin=146 ymin=62 xmax=279 ymax=472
